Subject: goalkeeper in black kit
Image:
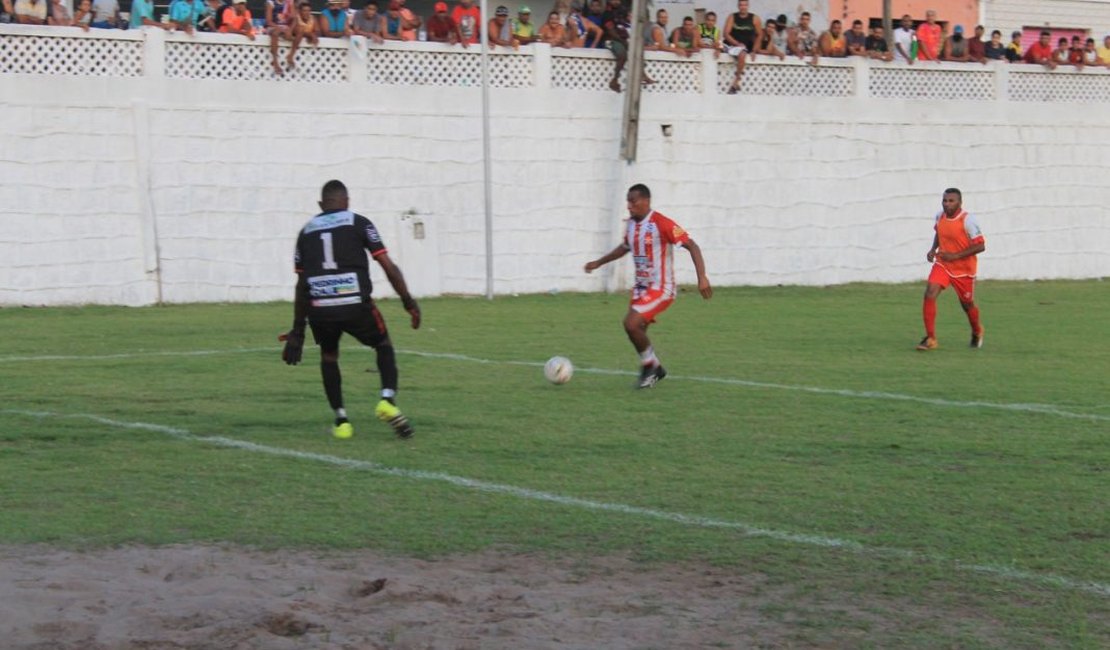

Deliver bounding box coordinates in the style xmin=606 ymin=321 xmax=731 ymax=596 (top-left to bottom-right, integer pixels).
xmin=280 ymin=180 xmax=421 ymax=439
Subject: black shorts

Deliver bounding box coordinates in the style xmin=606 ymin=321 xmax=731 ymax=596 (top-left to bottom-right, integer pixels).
xmin=309 ymin=303 xmax=389 ymax=353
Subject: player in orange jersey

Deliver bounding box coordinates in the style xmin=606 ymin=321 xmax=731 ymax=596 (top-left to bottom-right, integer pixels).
xmin=584 ymin=184 xmax=712 ymax=388
xmin=917 ymin=188 xmax=986 ymax=351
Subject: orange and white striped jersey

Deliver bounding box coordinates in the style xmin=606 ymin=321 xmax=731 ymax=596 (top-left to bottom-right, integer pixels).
xmin=623 ymin=210 xmax=691 ymax=298
xmin=934 ymin=210 xmax=985 ymax=278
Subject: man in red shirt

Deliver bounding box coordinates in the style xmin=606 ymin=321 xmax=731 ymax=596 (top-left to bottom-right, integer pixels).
xmin=914 ymin=9 xmax=941 ymax=61
xmin=917 ymin=188 xmax=986 ymax=351
xmin=585 ymin=184 xmax=712 ymax=388
xmin=427 ymin=1 xmax=466 ymax=46
xmin=450 ymin=0 xmax=481 ymax=45
xmin=1024 ymin=30 xmax=1057 ymax=69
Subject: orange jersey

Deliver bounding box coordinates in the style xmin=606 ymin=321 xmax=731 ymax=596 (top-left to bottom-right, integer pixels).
xmin=934 ymin=210 xmax=984 ymax=277
xmin=624 ymin=210 xmax=691 ymax=299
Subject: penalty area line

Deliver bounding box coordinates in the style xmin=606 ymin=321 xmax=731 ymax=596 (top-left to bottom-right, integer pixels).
xmin=3 ymin=408 xmax=1108 ymax=598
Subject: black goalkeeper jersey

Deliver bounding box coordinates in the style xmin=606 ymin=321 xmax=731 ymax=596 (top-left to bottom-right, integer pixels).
xmin=294 ymin=209 xmax=387 ymax=321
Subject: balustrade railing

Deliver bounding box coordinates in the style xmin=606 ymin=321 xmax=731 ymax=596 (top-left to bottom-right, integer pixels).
xmin=3 ymin=23 xmax=1110 ymax=102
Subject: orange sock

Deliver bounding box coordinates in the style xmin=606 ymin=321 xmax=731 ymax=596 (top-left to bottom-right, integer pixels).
xmin=966 ymin=306 xmax=981 ymax=334
xmin=923 ymin=298 xmax=937 ymax=339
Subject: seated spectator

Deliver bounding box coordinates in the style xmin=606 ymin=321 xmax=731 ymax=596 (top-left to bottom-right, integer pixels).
xmin=318 ymin=0 xmax=349 ymax=38
xmin=487 ymin=4 xmax=517 ymax=49
xmin=603 ymin=4 xmax=651 ymax=91
xmin=723 ymin=0 xmax=761 ymax=94
xmin=984 ymin=29 xmax=1006 ymax=60
xmin=698 ymin=11 xmax=721 ymax=55
xmin=426 ymin=1 xmax=465 ymax=46
xmin=865 ymin=24 xmax=893 ymax=61
xmin=293 ymin=1 xmax=318 ymax=44
xmin=46 ymin=0 xmax=70 ymax=25
xmin=817 ymin=19 xmax=847 ymax=59
xmin=1005 ymin=30 xmax=1023 ymax=62
xmin=511 ymin=6 xmax=538 ymax=44
xmin=582 ymin=0 xmax=604 ymax=48
xmin=845 ymin=19 xmax=866 ymax=56
xmin=266 ymin=0 xmax=297 ymax=74
xmin=451 ymin=0 xmax=480 ymax=45
xmin=351 ymin=1 xmax=383 ymax=42
xmin=786 ymin=10 xmax=818 ymax=63
xmin=89 ymin=0 xmax=118 ymax=28
xmin=669 ymin=15 xmax=699 ymax=57
xmin=1023 ymin=30 xmax=1056 ymax=69
xmin=1065 ymin=35 xmax=1084 ymax=68
xmin=71 ymin=0 xmax=92 ymax=29
xmin=1082 ymin=37 xmax=1101 ymax=66
xmin=537 ymin=10 xmax=564 ymax=46
xmin=169 ymin=0 xmax=206 ymax=34
xmin=966 ymin=25 xmax=986 ymax=62
xmin=220 ymin=0 xmax=255 ymax=39
xmin=1051 ymin=36 xmax=1072 ymax=67
xmin=13 ymin=0 xmax=46 ymax=24
xmin=942 ymin=24 xmax=969 ymax=62
xmin=564 ymin=3 xmax=602 ymax=49
xmin=130 ymin=0 xmax=170 ymax=30
xmin=754 ymin=18 xmax=784 ymax=60
xmin=915 ymin=9 xmax=941 ymax=61
xmin=1099 ymin=35 xmax=1110 ymax=66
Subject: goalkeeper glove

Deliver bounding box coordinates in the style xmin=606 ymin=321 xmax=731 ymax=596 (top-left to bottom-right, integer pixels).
xmin=279 ymin=329 xmax=305 ymax=365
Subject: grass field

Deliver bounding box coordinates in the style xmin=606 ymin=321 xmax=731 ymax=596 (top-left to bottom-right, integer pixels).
xmin=1 ymin=281 xmax=1107 ymax=648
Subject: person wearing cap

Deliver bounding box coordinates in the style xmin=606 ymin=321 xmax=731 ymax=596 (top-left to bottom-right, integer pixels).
xmin=318 ymin=0 xmax=350 ymax=38
xmin=219 ymin=0 xmax=256 ymax=39
xmin=450 ymin=0 xmax=481 ymax=45
xmin=487 ymin=5 xmax=519 ymax=49
xmin=510 ymin=5 xmax=538 ymax=44
xmin=914 ymin=9 xmax=941 ymax=61
xmin=425 ymin=1 xmax=466 ymax=46
xmin=941 ymin=24 xmax=969 ymax=62
xmin=352 ymin=1 xmax=384 ymax=43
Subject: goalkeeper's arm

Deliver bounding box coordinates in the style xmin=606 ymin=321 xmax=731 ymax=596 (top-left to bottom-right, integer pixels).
xmin=375 ymin=253 xmax=421 ymax=329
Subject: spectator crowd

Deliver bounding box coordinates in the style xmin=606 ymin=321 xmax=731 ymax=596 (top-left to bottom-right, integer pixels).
xmin=3 ymin=0 xmax=1110 ymax=85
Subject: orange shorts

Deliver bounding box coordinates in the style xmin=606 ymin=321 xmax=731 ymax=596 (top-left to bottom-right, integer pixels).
xmin=928 ymin=264 xmax=976 ymax=302
xmin=630 ymin=289 xmax=674 ymax=324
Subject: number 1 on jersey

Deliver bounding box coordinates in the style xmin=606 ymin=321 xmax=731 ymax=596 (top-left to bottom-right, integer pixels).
xmin=320 ymin=232 xmax=337 ymax=270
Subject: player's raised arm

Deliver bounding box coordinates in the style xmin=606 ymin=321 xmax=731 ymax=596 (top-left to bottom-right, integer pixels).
xmin=683 ymin=238 xmax=712 ymax=299
xmin=584 ymin=243 xmax=630 ymax=273
xmin=375 ymin=252 xmax=421 ymax=329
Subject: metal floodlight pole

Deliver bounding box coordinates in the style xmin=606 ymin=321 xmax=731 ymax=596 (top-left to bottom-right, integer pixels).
xmin=480 ymin=0 xmax=494 ymax=300
xmin=883 ymin=0 xmax=892 ymax=51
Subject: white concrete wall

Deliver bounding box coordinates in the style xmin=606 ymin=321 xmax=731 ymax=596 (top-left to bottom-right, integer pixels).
xmin=1 ymin=26 xmax=1109 ymax=307
xmin=986 ymin=0 xmax=1110 ymax=36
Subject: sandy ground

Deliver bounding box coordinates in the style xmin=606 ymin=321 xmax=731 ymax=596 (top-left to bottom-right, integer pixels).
xmin=0 ymin=544 xmax=997 ymax=649
xmin=0 ymin=544 xmax=822 ymax=650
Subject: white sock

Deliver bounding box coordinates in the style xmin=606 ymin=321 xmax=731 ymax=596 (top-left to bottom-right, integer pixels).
xmin=381 ymin=388 xmax=396 ymax=401
xmin=335 ymin=407 xmax=347 ymax=420
xmin=639 ymin=347 xmax=658 ymax=367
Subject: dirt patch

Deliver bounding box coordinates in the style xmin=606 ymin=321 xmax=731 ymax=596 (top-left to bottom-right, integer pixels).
xmin=0 ymin=544 xmax=1000 ymax=649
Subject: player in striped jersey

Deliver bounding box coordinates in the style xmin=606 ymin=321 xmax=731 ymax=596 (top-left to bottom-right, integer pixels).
xmin=585 ymin=184 xmax=712 ymax=388
xmin=917 ymin=187 xmax=986 ymax=351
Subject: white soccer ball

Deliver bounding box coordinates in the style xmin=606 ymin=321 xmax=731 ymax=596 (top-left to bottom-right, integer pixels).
xmin=544 ymin=356 xmax=574 ymax=385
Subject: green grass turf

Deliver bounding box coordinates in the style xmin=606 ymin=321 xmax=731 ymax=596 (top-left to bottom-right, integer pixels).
xmin=0 ymin=280 xmax=1107 ymax=647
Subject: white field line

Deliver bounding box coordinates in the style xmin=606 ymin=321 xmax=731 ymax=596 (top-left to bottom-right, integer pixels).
xmin=1 ymin=346 xmax=1108 ymax=422
xmin=3 ymin=407 xmax=1108 ymax=598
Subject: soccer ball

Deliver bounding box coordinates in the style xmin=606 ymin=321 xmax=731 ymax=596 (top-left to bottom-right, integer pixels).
xmin=544 ymin=356 xmax=574 ymax=385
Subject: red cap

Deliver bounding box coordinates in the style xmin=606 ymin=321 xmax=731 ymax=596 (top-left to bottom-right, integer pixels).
xmin=434 ymin=1 xmax=447 ymax=11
